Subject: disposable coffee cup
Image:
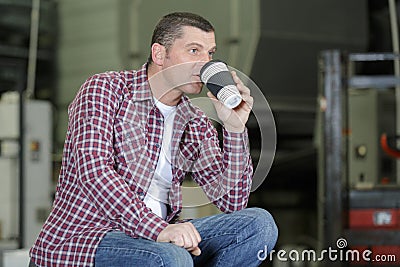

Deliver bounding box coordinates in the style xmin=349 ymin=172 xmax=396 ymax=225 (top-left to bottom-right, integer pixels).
xmin=200 ymin=60 xmax=242 ymax=109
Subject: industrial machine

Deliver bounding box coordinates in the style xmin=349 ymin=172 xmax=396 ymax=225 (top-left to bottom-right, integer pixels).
xmin=0 ymin=93 xmax=52 ymax=252
xmin=318 ymin=51 xmax=400 ymax=267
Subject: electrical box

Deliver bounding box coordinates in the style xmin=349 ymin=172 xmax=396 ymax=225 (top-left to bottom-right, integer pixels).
xmin=348 ymin=88 xmax=396 ymax=188
xmin=0 ymin=99 xmax=52 ymax=249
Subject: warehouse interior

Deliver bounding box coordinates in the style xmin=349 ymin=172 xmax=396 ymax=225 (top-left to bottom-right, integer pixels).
xmin=0 ymin=0 xmax=400 ymax=266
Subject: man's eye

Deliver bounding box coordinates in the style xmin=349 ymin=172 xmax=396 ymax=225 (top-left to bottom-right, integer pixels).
xmin=208 ymin=51 xmax=215 ymax=56
xmin=190 ymin=48 xmax=198 ymax=54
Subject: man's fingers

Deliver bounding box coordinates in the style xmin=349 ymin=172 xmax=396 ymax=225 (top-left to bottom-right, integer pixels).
xmin=242 ymin=95 xmax=254 ymax=110
xmin=188 ymin=223 xmax=201 ymax=243
xmin=158 ymin=223 xmax=202 ymax=257
xmin=182 ymin=231 xmax=194 ymax=249
xmin=207 ymin=92 xmax=226 ymax=111
xmin=231 ymin=71 xmax=251 ymax=97
xmin=167 ymin=223 xmax=201 ymax=250
xmin=186 ymin=223 xmax=200 ymax=248
xmin=237 ymin=83 xmax=251 ymax=98
xmin=232 ymin=71 xmax=252 ymax=110
xmin=172 ymin=235 xmax=185 ymax=247
xmin=188 ymin=246 xmax=202 ymax=256
xmin=183 ymin=223 xmax=199 ymax=249
xmin=231 ymin=71 xmax=244 ymax=86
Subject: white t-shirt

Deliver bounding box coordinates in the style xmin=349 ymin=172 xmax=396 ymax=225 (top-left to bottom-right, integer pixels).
xmin=143 ymin=98 xmax=176 ymax=219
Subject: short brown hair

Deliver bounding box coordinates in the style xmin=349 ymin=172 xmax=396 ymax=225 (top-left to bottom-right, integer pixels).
xmin=147 ymin=12 xmax=214 ymax=64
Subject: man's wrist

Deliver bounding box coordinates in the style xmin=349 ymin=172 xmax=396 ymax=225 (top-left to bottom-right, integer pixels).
xmin=224 ymin=124 xmax=245 ymax=133
xmin=223 ymin=127 xmax=249 ymax=153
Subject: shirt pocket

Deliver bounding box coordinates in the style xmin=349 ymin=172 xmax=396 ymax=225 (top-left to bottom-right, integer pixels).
xmin=121 ymin=122 xmax=147 ymax=162
xmin=170 ymin=141 xmax=201 ymax=172
xmin=179 ymin=141 xmax=201 ymax=161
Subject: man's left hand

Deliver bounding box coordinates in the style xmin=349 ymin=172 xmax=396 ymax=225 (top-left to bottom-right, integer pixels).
xmin=207 ymin=71 xmax=253 ymax=133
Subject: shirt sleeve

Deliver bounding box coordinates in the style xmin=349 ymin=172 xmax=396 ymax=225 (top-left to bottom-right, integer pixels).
xmin=69 ymin=74 xmax=168 ymax=241
xmin=190 ymin=118 xmax=253 ymax=212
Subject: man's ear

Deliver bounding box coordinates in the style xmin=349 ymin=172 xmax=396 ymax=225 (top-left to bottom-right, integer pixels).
xmin=151 ymin=43 xmax=166 ymax=66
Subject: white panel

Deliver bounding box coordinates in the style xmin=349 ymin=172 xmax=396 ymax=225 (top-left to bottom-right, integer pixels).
xmin=0 ymin=159 xmax=18 ymax=241
xmin=23 ymin=101 xmax=53 ymax=248
xmin=2 ymin=249 xmax=30 ymax=267
xmin=0 ymin=103 xmax=18 ymax=138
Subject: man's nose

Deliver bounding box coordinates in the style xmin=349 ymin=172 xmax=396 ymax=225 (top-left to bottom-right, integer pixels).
xmin=195 ymin=60 xmax=209 ymax=75
xmin=197 ymin=57 xmax=211 ymax=69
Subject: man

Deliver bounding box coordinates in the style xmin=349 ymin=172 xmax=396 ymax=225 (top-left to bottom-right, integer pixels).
xmin=30 ymin=12 xmax=278 ymax=266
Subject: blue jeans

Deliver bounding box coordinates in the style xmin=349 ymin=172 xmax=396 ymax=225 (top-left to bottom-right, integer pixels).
xmin=94 ymin=207 xmax=278 ymax=267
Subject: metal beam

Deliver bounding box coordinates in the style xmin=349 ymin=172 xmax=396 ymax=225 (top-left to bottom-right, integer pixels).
xmin=319 ymin=50 xmax=345 ymax=267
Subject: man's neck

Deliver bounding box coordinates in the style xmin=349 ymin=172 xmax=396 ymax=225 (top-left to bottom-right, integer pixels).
xmin=147 ymin=63 xmax=182 ymax=106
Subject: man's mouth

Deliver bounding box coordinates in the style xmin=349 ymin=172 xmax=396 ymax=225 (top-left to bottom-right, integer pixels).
xmin=193 ymin=74 xmax=202 ymax=82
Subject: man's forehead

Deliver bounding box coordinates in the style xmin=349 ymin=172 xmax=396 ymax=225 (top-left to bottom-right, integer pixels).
xmin=180 ymin=26 xmax=216 ymax=43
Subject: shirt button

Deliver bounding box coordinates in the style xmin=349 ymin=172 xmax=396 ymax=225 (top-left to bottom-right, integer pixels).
xmin=155 ymin=143 xmax=160 ymax=148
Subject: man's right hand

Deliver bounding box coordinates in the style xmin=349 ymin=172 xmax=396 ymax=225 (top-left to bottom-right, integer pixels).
xmin=156 ymin=222 xmax=202 ymax=256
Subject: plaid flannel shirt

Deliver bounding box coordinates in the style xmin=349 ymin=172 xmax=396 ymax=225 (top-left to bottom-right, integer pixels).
xmin=30 ymin=64 xmax=253 ymax=266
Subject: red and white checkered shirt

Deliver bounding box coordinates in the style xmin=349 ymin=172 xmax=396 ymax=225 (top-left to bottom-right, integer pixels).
xmin=30 ymin=64 xmax=253 ymax=266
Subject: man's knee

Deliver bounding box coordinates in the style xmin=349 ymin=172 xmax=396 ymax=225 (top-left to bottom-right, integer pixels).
xmin=242 ymin=207 xmax=279 ymax=251
xmin=157 ymin=244 xmax=193 ymax=267
xmin=249 ymin=207 xmax=277 ymax=230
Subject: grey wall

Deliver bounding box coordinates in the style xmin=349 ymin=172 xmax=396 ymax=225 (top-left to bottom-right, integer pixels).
xmin=251 ymin=0 xmax=368 ymax=139
xmin=55 ymin=0 xmax=260 ymax=149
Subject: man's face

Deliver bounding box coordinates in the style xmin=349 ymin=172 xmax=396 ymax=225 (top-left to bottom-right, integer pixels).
xmin=161 ymin=26 xmax=217 ymax=95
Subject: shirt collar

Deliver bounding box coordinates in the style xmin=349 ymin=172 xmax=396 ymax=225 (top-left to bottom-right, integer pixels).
xmin=132 ymin=63 xmax=153 ymax=101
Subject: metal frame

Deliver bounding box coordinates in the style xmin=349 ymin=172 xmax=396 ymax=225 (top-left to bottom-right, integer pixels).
xmin=318 ymin=50 xmax=400 ymax=267
xmin=318 ymin=50 xmax=345 ymax=267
